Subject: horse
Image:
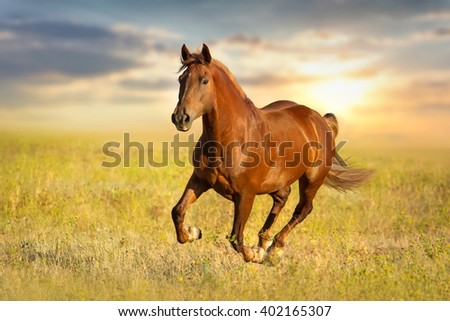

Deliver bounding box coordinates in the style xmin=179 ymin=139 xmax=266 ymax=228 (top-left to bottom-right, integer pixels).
xmin=171 ymin=44 xmax=372 ymax=263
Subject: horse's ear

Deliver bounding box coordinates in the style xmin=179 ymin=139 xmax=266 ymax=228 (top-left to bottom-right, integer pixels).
xmin=181 ymin=44 xmax=190 ymax=62
xmin=202 ymin=43 xmax=212 ymax=64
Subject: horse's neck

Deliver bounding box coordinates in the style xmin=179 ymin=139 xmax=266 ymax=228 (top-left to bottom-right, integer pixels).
xmin=202 ymin=65 xmax=260 ymax=143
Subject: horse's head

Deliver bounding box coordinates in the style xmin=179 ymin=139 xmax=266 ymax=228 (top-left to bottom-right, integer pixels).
xmin=172 ymin=44 xmax=215 ymax=132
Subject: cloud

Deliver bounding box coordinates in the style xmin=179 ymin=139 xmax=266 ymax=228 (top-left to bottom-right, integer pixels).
xmin=223 ymin=33 xmax=263 ymax=46
xmin=146 ymin=26 xmax=182 ymax=40
xmin=352 ymin=74 xmax=450 ymax=117
xmin=415 ymin=10 xmax=450 ymax=21
xmin=238 ymin=74 xmax=319 ymax=87
xmin=0 ymin=18 xmax=183 ymax=110
xmin=0 ymin=30 xmax=14 ymax=40
xmin=0 ymin=20 xmax=132 ymax=78
xmin=0 ymin=19 xmax=178 ymax=79
xmin=0 ymin=19 xmax=115 ymax=41
xmin=432 ymin=27 xmax=450 ymax=37
xmin=208 ymin=30 xmax=380 ymax=86
xmin=0 ymin=47 xmax=140 ymax=78
xmin=119 ymin=78 xmax=175 ymax=91
xmin=214 ymin=29 xmax=355 ymax=54
xmin=358 ymin=25 xmax=450 ymax=49
xmin=414 ymin=103 xmax=450 ymax=113
xmin=411 ymin=79 xmax=450 ymax=89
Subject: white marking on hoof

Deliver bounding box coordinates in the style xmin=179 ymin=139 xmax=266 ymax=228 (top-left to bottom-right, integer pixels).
xmin=186 ymin=226 xmax=202 ymax=242
xmin=250 ymin=246 xmax=266 ymax=264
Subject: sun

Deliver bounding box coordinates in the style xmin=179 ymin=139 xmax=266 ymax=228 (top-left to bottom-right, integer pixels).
xmin=308 ymin=78 xmax=372 ymax=115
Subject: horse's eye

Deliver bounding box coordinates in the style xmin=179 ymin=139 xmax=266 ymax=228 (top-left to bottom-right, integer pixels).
xmin=202 ymin=78 xmax=209 ymax=85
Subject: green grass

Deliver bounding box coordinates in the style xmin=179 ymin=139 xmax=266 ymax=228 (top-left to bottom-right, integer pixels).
xmin=0 ymin=131 xmax=449 ymax=300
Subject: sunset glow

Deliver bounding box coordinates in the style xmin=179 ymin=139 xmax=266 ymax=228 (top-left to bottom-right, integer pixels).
xmin=308 ymin=78 xmax=372 ymax=115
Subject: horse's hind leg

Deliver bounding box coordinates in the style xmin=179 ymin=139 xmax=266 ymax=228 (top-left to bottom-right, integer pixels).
xmin=268 ymin=173 xmax=323 ymax=257
xmin=258 ymin=186 xmax=291 ymax=250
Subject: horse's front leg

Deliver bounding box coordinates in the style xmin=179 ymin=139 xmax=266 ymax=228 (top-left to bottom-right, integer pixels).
xmin=172 ymin=173 xmax=210 ymax=244
xmin=229 ymin=192 xmax=265 ymax=263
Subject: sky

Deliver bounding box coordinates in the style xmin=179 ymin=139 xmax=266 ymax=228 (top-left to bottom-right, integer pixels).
xmin=0 ymin=0 xmax=449 ymax=146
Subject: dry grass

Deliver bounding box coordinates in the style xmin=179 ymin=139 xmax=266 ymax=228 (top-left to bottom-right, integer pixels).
xmin=0 ymin=132 xmax=449 ymax=300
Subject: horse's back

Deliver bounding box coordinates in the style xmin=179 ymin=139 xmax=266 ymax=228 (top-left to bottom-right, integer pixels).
xmin=261 ymin=100 xmax=298 ymax=111
xmin=261 ymin=100 xmax=326 ymax=130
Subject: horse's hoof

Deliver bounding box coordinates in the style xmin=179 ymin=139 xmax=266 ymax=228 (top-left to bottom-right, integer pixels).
xmin=251 ymin=246 xmax=266 ymax=263
xmin=186 ymin=226 xmax=202 ymax=242
xmin=266 ymin=245 xmax=284 ymax=264
xmin=243 ymin=246 xmax=266 ymax=263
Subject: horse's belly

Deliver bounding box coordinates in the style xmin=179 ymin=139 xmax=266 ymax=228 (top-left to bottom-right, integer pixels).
xmin=258 ymin=167 xmax=305 ymax=194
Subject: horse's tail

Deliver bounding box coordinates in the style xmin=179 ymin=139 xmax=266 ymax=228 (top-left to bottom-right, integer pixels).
xmin=323 ymin=113 xmax=373 ymax=192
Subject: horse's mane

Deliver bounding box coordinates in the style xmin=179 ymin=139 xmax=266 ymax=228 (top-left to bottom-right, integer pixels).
xmin=179 ymin=54 xmax=248 ymax=101
xmin=178 ymin=53 xmax=208 ymax=72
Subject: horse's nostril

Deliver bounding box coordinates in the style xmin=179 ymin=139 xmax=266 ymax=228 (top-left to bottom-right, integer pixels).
xmin=172 ymin=111 xmax=191 ymax=128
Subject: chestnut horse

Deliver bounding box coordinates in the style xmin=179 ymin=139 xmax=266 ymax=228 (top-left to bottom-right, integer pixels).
xmin=171 ymin=44 xmax=371 ymax=263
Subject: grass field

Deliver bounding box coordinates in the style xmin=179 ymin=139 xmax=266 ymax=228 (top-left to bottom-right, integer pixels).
xmin=0 ymin=131 xmax=449 ymax=300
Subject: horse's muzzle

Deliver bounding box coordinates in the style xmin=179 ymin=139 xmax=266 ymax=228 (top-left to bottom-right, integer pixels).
xmin=171 ymin=112 xmax=192 ymax=132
